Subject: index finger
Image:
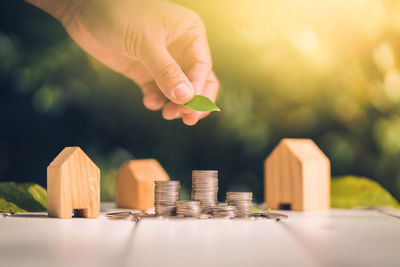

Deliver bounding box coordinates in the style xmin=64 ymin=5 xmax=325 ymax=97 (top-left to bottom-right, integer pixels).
xmin=184 ymin=34 xmax=212 ymax=94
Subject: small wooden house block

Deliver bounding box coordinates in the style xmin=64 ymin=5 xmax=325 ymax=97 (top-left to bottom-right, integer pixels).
xmin=116 ymin=159 xmax=170 ymax=210
xmin=265 ymin=138 xmax=330 ymax=211
xmin=47 ymin=147 xmax=100 ymax=218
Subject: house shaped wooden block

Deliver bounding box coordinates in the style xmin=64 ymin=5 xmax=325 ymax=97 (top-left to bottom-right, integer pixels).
xmin=116 ymin=159 xmax=170 ymax=210
xmin=47 ymin=147 xmax=100 ymax=218
xmin=265 ymin=138 xmax=330 ymax=211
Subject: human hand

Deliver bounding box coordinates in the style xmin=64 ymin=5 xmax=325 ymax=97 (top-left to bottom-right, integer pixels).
xmin=28 ymin=0 xmax=219 ymax=125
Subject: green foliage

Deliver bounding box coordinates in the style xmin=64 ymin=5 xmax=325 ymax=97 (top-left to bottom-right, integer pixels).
xmin=19 ymin=183 xmax=47 ymax=208
xmin=184 ymin=95 xmax=220 ymax=112
xmin=0 ymin=182 xmax=47 ymax=212
xmin=331 ymin=176 xmax=400 ymax=209
xmin=101 ymin=168 xmax=117 ymax=202
xmin=0 ymin=198 xmax=26 ymax=213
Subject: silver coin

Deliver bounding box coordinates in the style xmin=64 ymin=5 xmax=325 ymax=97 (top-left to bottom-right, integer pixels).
xmin=191 ymin=170 xmax=219 ymax=213
xmin=211 ymin=203 xmax=237 ymax=218
xmin=176 ymin=201 xmax=202 ymax=217
xmin=226 ymin=192 xmax=253 ymax=216
xmin=154 ymin=180 xmax=181 ymax=216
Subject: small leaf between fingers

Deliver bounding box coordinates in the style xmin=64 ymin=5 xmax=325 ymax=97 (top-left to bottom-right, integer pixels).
xmin=184 ymin=95 xmax=220 ymax=112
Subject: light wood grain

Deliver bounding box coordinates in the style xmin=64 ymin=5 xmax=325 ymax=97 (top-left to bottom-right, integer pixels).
xmin=2 ymin=206 xmax=399 ymax=267
xmin=115 ymin=159 xmax=170 ymax=210
xmin=47 ymin=147 xmax=100 ymax=218
xmin=265 ymin=138 xmax=330 ymax=211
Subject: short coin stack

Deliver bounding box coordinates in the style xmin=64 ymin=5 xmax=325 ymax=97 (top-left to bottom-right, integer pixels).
xmin=211 ymin=203 xmax=237 ymax=218
xmin=154 ymin=181 xmax=180 ymax=216
xmin=226 ymin=192 xmax=253 ymax=217
xmin=176 ymin=201 xmax=202 ymax=217
xmin=192 ymin=170 xmax=219 ymax=213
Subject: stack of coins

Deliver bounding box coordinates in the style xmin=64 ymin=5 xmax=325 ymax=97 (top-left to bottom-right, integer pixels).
xmin=154 ymin=181 xmax=180 ymax=216
xmin=226 ymin=192 xmax=253 ymax=217
xmin=176 ymin=201 xmax=202 ymax=217
xmin=192 ymin=170 xmax=218 ymax=213
xmin=211 ymin=203 xmax=237 ymax=218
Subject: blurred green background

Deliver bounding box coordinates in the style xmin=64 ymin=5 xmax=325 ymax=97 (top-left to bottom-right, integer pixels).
xmin=1 ymin=0 xmax=400 ymax=203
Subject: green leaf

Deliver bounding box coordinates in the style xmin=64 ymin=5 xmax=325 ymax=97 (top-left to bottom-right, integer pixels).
xmin=0 ymin=182 xmax=47 ymax=212
xmin=0 ymin=198 xmax=26 ymax=214
xmin=20 ymin=183 xmax=47 ymax=209
xmin=252 ymin=206 xmax=271 ymax=213
xmin=331 ymin=176 xmax=400 ymax=209
xmin=184 ymin=95 xmax=220 ymax=112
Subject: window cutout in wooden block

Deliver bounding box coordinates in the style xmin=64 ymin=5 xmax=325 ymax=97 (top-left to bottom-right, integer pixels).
xmin=116 ymin=159 xmax=170 ymax=211
xmin=47 ymin=147 xmax=100 ymax=218
xmin=73 ymin=209 xmax=87 ymax=217
xmin=265 ymin=138 xmax=330 ymax=211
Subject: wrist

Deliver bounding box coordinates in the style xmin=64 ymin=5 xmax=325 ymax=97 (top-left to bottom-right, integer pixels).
xmin=26 ymin=0 xmax=81 ymax=24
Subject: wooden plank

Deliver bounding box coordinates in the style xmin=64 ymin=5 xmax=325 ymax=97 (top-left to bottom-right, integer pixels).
xmin=280 ymin=209 xmax=400 ymax=267
xmin=125 ymin=218 xmax=317 ymax=267
xmin=0 ymin=207 xmax=398 ymax=267
xmin=0 ymin=213 xmax=131 ymax=267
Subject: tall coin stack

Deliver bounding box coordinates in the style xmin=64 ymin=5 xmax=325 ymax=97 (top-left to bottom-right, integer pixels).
xmin=154 ymin=181 xmax=180 ymax=216
xmin=192 ymin=170 xmax=218 ymax=213
xmin=176 ymin=201 xmax=202 ymax=217
xmin=226 ymin=192 xmax=253 ymax=217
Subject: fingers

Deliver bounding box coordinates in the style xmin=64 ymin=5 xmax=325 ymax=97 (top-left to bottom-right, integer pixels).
xmin=182 ymin=71 xmax=219 ymax=126
xmin=186 ymin=62 xmax=211 ymax=94
xmin=184 ymin=34 xmax=212 ymax=93
xmin=170 ymin=66 xmax=214 ymax=125
xmin=141 ymin=46 xmax=195 ymax=104
xmin=180 ymin=61 xmax=210 ymax=125
xmin=140 ymin=81 xmax=167 ymax=111
xmin=199 ymin=71 xmax=219 ymax=119
xmin=179 ymin=34 xmax=213 ymax=125
xmin=159 ymin=61 xmax=212 ymax=123
xmin=138 ymin=28 xmax=214 ymax=122
xmin=182 ymin=111 xmax=202 ymax=126
xmin=160 ymin=101 xmax=193 ymax=120
xmin=162 ymin=102 xmax=181 ymax=120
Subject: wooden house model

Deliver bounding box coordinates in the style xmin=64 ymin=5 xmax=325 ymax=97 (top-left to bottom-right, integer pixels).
xmin=265 ymin=138 xmax=330 ymax=211
xmin=47 ymin=147 xmax=100 ymax=218
xmin=116 ymin=159 xmax=170 ymax=210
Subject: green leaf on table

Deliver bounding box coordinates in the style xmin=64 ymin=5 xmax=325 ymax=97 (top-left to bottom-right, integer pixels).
xmin=20 ymin=183 xmax=47 ymax=209
xmin=184 ymin=95 xmax=220 ymax=112
xmin=252 ymin=206 xmax=271 ymax=213
xmin=0 ymin=198 xmax=26 ymax=214
xmin=0 ymin=182 xmax=47 ymax=213
xmin=331 ymin=176 xmax=400 ymax=209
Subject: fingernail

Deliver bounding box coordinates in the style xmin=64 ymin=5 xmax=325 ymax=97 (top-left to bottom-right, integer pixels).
xmin=172 ymin=82 xmax=194 ymax=100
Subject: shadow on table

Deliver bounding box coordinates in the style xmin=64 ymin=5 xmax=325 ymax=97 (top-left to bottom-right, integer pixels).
xmin=115 ymin=219 xmax=141 ymax=267
xmin=10 ymin=213 xmax=48 ymax=218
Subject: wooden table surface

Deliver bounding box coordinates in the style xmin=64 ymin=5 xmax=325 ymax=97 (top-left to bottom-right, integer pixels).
xmin=0 ymin=204 xmax=399 ymax=267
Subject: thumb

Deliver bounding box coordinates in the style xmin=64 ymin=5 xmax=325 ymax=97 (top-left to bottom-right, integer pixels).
xmin=141 ymin=47 xmax=194 ymax=104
